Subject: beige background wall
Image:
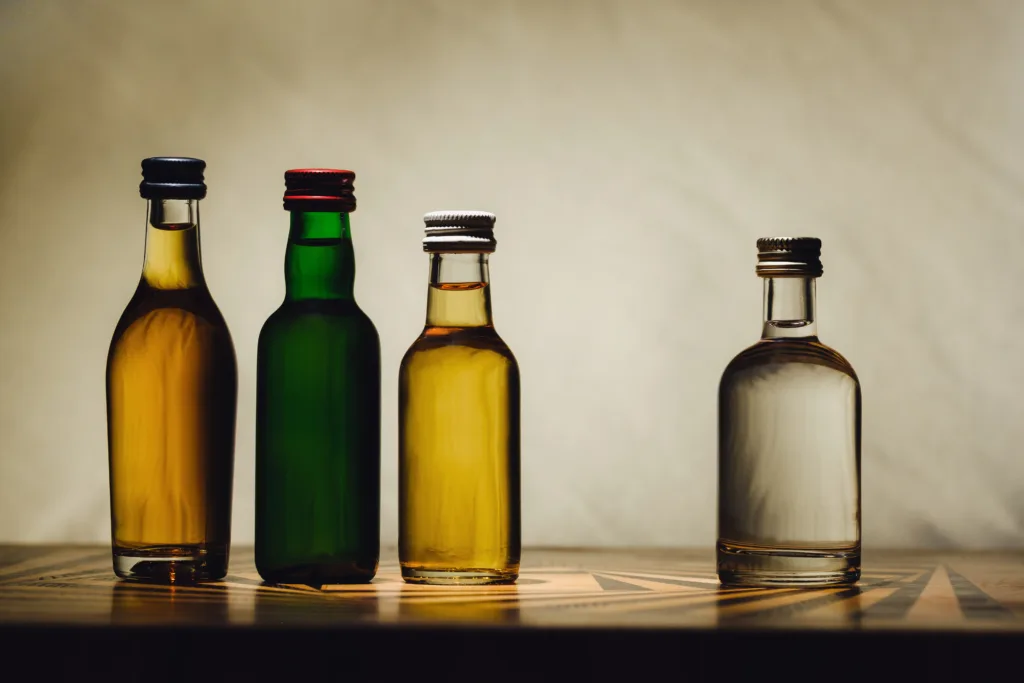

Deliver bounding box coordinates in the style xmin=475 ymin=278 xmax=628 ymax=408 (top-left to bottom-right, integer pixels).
xmin=1 ymin=0 xmax=1022 ymax=549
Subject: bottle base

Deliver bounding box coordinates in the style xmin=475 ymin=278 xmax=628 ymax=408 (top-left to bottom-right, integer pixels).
xmin=717 ymin=540 xmax=860 ymax=587
xmin=401 ymin=565 xmax=519 ymax=585
xmin=256 ymin=561 xmax=377 ymax=586
xmin=113 ymin=544 xmax=228 ymax=584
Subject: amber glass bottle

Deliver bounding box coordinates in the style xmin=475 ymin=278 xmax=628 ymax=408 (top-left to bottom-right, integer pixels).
xmin=106 ymin=157 xmax=237 ymax=582
xmin=718 ymin=238 xmax=861 ymax=586
xmin=399 ymin=211 xmax=520 ymax=585
xmin=255 ymin=169 xmax=380 ymax=585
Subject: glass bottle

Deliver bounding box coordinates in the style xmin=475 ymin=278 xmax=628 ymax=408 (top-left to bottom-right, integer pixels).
xmin=399 ymin=211 xmax=520 ymax=585
xmin=718 ymin=237 xmax=861 ymax=586
xmin=106 ymin=157 xmax=238 ymax=582
xmin=255 ymin=169 xmax=380 ymax=585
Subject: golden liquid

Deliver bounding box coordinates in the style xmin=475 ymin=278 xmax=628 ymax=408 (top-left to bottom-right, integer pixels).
xmin=106 ymin=222 xmax=236 ymax=581
xmin=399 ymin=282 xmax=520 ymax=584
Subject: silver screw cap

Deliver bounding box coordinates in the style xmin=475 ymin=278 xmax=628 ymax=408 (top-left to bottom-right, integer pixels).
xmin=756 ymin=237 xmax=823 ymax=277
xmin=423 ymin=210 xmax=497 ymax=253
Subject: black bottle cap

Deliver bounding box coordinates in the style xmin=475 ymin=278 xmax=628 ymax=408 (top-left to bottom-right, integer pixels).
xmin=140 ymin=157 xmax=207 ymax=200
xmin=283 ymin=169 xmax=356 ymax=212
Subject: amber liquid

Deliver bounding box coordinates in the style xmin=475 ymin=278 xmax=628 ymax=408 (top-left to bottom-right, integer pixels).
xmin=106 ymin=218 xmax=237 ymax=582
xmin=399 ymin=281 xmax=520 ymax=584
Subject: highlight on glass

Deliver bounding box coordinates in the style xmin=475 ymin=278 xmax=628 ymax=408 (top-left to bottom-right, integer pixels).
xmin=717 ymin=237 xmax=861 ymax=587
xmin=399 ymin=211 xmax=521 ymax=585
xmin=106 ymin=157 xmax=238 ymax=583
xmin=255 ymin=169 xmax=381 ymax=585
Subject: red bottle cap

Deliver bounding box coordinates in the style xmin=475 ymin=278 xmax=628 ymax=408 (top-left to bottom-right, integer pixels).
xmin=283 ymin=169 xmax=356 ymax=212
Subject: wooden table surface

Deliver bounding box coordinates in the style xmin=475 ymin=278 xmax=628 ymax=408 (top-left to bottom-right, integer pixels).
xmin=2 ymin=545 xmax=1022 ymax=681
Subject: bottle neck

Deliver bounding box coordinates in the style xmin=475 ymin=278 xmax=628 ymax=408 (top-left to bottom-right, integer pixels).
xmin=426 ymin=252 xmax=493 ymax=328
xmin=762 ymin=276 xmax=818 ymax=339
xmin=285 ymin=211 xmax=355 ymax=301
xmin=141 ymin=199 xmax=205 ymax=290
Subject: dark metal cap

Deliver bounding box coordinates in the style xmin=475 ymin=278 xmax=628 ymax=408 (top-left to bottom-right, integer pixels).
xmin=284 ymin=169 xmax=356 ymax=212
xmin=140 ymin=157 xmax=207 ymax=200
xmin=422 ymin=210 xmax=497 ymax=252
xmin=756 ymin=237 xmax=823 ymax=277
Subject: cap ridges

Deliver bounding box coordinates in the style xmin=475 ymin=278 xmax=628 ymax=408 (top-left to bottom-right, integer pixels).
xmin=423 ymin=211 xmax=496 ymax=228
xmin=284 ymin=168 xmax=356 ymax=212
xmin=756 ymin=236 xmax=823 ymax=277
xmin=422 ymin=210 xmax=497 ymax=253
xmin=140 ymin=157 xmax=206 ymax=200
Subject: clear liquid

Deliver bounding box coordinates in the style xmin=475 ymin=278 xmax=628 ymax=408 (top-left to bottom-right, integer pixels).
xmin=718 ymin=339 xmax=861 ymax=586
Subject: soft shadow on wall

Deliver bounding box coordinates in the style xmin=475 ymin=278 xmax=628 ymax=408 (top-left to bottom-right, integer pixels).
xmin=0 ymin=0 xmax=1022 ymax=548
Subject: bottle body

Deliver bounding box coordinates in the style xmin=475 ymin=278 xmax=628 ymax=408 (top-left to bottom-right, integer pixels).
xmin=106 ymin=194 xmax=237 ymax=583
xmin=255 ymin=206 xmax=380 ymax=584
xmin=399 ymin=249 xmax=520 ymax=585
xmin=255 ymin=304 xmax=381 ymax=583
xmin=717 ymin=260 xmax=861 ymax=586
xmin=718 ymin=341 xmax=861 ymax=584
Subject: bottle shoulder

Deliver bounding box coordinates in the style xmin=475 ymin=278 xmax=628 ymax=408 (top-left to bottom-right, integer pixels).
xmin=260 ymin=301 xmax=380 ymax=346
xmin=264 ymin=300 xmax=377 ymax=327
xmin=401 ymin=326 xmax=518 ymax=369
xmin=108 ymin=297 xmax=236 ymax=371
xmin=111 ymin=285 xmax=232 ymax=346
xmin=722 ymin=338 xmax=858 ymax=384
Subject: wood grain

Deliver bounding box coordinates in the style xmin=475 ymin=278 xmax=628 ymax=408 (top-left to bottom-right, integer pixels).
xmin=2 ymin=546 xmax=1022 ymax=630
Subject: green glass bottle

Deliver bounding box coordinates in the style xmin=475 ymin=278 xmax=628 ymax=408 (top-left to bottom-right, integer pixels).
xmin=255 ymin=169 xmax=380 ymax=585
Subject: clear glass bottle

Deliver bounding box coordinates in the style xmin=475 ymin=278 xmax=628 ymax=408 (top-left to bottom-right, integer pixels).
xmin=399 ymin=211 xmax=521 ymax=585
xmin=255 ymin=169 xmax=380 ymax=585
xmin=106 ymin=157 xmax=238 ymax=582
xmin=718 ymin=237 xmax=860 ymax=586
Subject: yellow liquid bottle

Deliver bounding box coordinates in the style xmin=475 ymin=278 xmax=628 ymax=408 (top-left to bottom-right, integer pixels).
xmin=106 ymin=158 xmax=237 ymax=582
xmin=399 ymin=211 xmax=520 ymax=584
